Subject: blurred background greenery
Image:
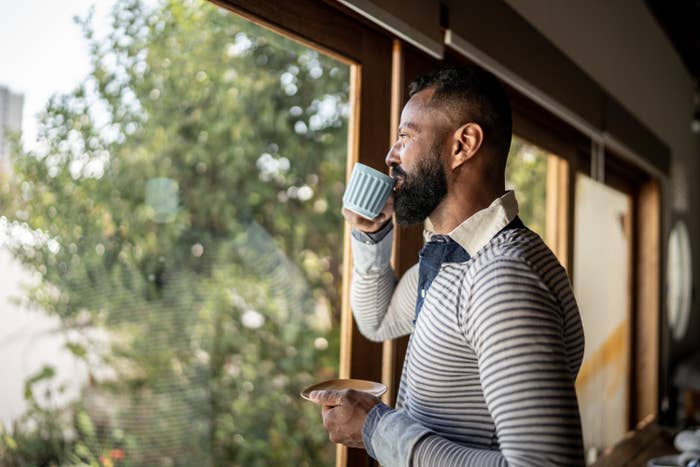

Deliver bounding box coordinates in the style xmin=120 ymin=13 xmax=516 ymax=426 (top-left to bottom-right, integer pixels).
xmin=1 ymin=0 xmax=348 ymax=465
xmin=506 ymin=137 xmax=547 ymax=237
xmin=0 ymin=0 xmax=546 ymax=465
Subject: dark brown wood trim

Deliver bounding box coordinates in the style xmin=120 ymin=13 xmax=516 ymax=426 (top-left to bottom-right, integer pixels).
xmin=634 ymin=179 xmax=661 ymax=424
xmin=380 ymin=39 xmax=404 ymax=409
xmin=210 ymin=0 xmax=387 ymax=63
xmin=545 ymin=155 xmax=570 ymax=270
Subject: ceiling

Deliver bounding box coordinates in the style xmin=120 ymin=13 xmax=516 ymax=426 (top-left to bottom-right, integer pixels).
xmin=645 ymin=0 xmax=700 ymax=83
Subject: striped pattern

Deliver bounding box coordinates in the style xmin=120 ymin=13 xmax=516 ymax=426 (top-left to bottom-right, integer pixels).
xmin=343 ymin=164 xmax=395 ymax=219
xmin=351 ymin=227 xmax=585 ymax=466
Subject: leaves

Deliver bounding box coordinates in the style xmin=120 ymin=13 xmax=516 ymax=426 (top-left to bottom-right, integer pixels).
xmin=65 ymin=342 xmax=88 ymax=359
xmin=23 ymin=365 xmax=56 ymax=400
xmin=1 ymin=0 xmax=346 ymax=465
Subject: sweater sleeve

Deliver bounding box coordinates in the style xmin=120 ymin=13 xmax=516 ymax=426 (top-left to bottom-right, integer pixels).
xmin=455 ymin=255 xmax=584 ymax=466
xmin=349 ymin=228 xmax=417 ymax=342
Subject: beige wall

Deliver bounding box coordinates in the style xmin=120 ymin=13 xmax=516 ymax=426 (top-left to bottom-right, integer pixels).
xmin=573 ymin=175 xmax=633 ymax=451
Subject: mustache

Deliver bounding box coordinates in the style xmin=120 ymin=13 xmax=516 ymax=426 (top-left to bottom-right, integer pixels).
xmin=390 ymin=164 xmax=406 ymax=179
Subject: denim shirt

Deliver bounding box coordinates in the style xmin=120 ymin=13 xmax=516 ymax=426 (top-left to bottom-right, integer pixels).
xmin=413 ymin=235 xmax=470 ymax=325
xmin=413 ymin=216 xmax=524 ymax=325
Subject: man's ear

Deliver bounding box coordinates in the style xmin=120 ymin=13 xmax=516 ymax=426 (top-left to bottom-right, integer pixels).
xmin=450 ymin=122 xmax=484 ymax=170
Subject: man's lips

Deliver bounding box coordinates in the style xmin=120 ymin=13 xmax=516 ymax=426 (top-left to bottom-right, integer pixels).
xmin=390 ymin=165 xmax=405 ymax=191
xmin=390 ymin=165 xmax=404 ymax=177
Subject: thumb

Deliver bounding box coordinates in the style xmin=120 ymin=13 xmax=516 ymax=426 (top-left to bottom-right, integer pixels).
xmin=308 ymin=389 xmax=343 ymax=406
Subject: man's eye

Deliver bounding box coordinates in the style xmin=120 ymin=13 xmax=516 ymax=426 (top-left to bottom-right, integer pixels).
xmin=398 ymin=133 xmax=407 ymax=139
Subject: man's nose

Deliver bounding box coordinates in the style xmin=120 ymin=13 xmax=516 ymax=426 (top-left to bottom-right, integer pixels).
xmin=385 ymin=143 xmax=400 ymax=168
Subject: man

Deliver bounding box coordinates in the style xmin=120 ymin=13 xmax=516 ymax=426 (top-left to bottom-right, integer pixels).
xmin=309 ymin=66 xmax=585 ymax=466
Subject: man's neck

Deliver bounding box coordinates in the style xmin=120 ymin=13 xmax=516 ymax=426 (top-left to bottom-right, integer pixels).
xmin=428 ymin=186 xmax=506 ymax=234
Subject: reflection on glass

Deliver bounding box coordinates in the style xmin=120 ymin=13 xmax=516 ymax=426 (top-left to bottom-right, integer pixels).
xmin=506 ymin=136 xmax=547 ymax=237
xmin=667 ymin=221 xmax=692 ymax=340
xmin=0 ymin=1 xmax=348 ymax=465
xmin=573 ymin=174 xmax=632 ymax=460
xmin=145 ymin=177 xmax=179 ymax=223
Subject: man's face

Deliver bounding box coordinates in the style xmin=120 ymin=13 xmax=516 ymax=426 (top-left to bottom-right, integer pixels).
xmin=386 ymin=89 xmax=449 ymax=226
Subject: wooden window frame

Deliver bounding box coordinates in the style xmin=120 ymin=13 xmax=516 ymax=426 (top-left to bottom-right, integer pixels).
xmin=381 ymin=40 xmax=440 ymax=407
xmin=209 ymin=1 xmax=394 ymax=466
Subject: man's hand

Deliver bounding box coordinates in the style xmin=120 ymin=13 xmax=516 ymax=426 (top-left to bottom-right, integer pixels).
xmin=342 ymin=194 xmax=394 ymax=233
xmin=308 ymin=389 xmax=381 ymax=449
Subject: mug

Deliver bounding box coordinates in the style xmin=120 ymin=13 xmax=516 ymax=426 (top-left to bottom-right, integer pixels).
xmin=343 ymin=163 xmax=395 ymax=220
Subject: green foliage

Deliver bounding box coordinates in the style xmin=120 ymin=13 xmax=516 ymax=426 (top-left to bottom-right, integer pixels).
xmin=506 ymin=137 xmax=548 ymax=237
xmin=23 ymin=365 xmax=56 ymax=400
xmin=0 ymin=0 xmax=348 ymax=465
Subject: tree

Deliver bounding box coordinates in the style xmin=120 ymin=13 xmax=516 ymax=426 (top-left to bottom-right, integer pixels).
xmin=0 ymin=0 xmax=349 ymax=465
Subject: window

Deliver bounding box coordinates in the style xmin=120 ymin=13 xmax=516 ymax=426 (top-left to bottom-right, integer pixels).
xmin=0 ymin=1 xmax=354 ymax=465
xmin=506 ymin=135 xmax=569 ymax=268
xmin=506 ymin=136 xmax=549 ymax=238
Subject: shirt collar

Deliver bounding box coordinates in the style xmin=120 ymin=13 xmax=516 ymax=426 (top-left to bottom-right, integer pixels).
xmin=423 ymin=191 xmax=519 ymax=256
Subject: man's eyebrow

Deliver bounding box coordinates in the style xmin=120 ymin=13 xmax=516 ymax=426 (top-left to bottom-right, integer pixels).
xmin=399 ymin=122 xmax=419 ymax=132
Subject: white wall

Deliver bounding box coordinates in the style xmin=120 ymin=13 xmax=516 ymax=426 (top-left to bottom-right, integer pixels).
xmin=0 ymin=247 xmax=88 ymax=429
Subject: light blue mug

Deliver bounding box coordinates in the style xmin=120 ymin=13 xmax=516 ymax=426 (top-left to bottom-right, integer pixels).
xmin=343 ymin=163 xmax=395 ymax=220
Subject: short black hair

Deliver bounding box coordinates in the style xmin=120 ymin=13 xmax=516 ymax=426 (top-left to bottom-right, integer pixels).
xmin=409 ymin=66 xmax=512 ymax=162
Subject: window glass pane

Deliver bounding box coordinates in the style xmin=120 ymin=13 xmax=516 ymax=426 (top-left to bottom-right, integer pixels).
xmin=667 ymin=221 xmax=692 ymax=341
xmin=0 ymin=1 xmax=349 ymax=466
xmin=573 ymin=174 xmax=632 ymax=459
xmin=506 ymin=136 xmax=547 ymax=237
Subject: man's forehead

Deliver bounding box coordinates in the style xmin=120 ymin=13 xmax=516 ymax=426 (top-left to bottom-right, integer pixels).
xmin=404 ymin=87 xmax=436 ymax=112
xmin=400 ymin=88 xmax=445 ymax=130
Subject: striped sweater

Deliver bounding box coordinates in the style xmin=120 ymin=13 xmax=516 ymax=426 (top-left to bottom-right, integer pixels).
xmin=352 ymin=192 xmax=585 ymax=466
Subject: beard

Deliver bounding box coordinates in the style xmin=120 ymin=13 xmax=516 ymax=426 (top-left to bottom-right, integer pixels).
xmin=392 ymin=141 xmax=448 ymax=226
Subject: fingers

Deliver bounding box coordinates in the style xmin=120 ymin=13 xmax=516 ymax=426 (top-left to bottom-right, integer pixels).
xmin=342 ymin=201 xmax=393 ymax=234
xmin=310 ymin=389 xmax=372 ymax=449
xmin=342 ymin=207 xmax=377 ymax=228
xmin=308 ymin=389 xmax=343 ymax=407
xmin=378 ymin=194 xmax=394 ymax=218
